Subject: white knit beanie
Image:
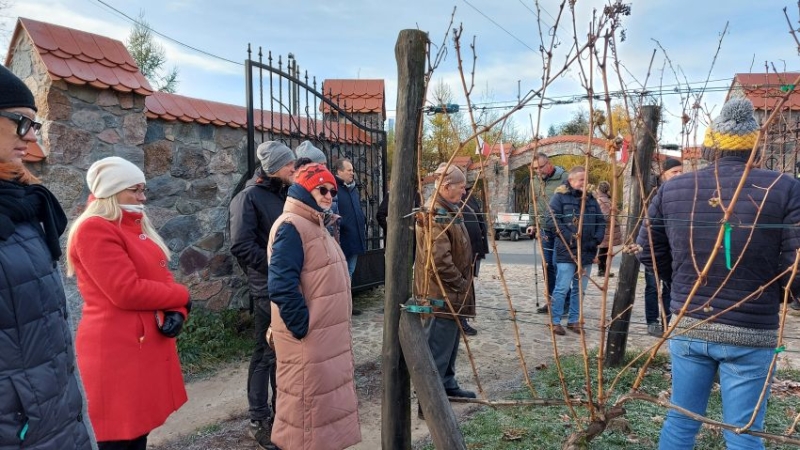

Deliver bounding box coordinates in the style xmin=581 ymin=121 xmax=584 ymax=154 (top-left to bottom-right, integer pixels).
xmin=86 ymin=156 xmax=146 ymax=199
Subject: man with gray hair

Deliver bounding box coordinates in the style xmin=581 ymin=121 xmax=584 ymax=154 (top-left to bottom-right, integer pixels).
xmin=414 ymin=163 xmax=476 ymax=419
xmin=526 ymin=152 xmax=568 ymax=314
xmin=229 ymin=140 xmax=295 ymax=450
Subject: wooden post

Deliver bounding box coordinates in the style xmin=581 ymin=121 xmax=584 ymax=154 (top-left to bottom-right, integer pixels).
xmin=605 ymin=105 xmax=660 ymax=367
xmin=399 ymin=307 xmax=467 ymax=450
xmin=382 ymin=29 xmax=426 ymax=449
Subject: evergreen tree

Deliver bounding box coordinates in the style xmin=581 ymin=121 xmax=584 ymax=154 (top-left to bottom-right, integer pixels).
xmin=126 ymin=11 xmax=179 ymax=93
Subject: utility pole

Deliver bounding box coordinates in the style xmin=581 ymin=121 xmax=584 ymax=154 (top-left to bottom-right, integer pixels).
xmin=605 ymin=104 xmax=660 ymax=367
xmin=382 ymin=29 xmax=426 ymax=449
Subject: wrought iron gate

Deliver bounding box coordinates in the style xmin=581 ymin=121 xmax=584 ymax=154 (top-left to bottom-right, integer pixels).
xmin=243 ymin=46 xmax=387 ymax=291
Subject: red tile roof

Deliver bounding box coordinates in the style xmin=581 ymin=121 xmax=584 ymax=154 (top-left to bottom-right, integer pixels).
xmin=320 ymin=79 xmax=385 ymax=119
xmin=8 ymin=17 xmax=153 ymax=95
xmin=146 ymin=91 xmax=371 ymax=144
xmin=682 ymin=146 xmax=702 ymax=161
xmin=730 ymin=73 xmax=800 ymax=111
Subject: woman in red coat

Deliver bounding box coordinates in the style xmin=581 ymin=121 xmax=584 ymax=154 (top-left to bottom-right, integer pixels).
xmin=66 ymin=156 xmax=191 ymax=450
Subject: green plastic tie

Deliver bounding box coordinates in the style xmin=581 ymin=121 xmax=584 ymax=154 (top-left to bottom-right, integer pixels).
xmin=723 ymin=222 xmax=732 ymax=270
xmin=402 ymin=304 xmax=433 ymax=314
xmin=781 ymin=84 xmax=796 ymax=92
xmin=775 ymin=345 xmax=786 ymax=354
xmin=18 ymin=421 xmax=28 ymax=441
xmin=429 ymin=299 xmax=446 ymax=308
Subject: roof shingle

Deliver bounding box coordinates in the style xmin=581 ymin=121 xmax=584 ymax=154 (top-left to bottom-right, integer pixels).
xmin=731 ymin=73 xmax=800 ymax=111
xmin=9 ymin=17 xmax=153 ymax=95
xmin=320 ymin=79 xmax=385 ymax=119
xmin=145 ymin=92 xmax=371 ymax=144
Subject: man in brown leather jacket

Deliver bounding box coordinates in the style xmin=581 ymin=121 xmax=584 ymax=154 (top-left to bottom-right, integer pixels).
xmin=413 ymin=164 xmax=476 ymax=402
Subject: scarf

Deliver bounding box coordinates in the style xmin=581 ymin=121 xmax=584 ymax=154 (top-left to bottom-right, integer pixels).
xmin=0 ymin=179 xmax=68 ymax=261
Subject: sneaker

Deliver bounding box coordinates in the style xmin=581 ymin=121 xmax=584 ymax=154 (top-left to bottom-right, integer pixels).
xmin=566 ymin=322 xmax=582 ymax=334
xmin=461 ymin=319 xmax=477 ymax=336
xmin=647 ymin=323 xmax=663 ymax=337
xmin=551 ymin=324 xmax=566 ymax=336
xmin=536 ymin=304 xmax=549 ymax=314
xmin=249 ymin=419 xmax=277 ymax=450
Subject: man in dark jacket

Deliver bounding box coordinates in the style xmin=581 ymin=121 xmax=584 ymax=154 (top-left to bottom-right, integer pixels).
xmin=637 ymin=98 xmax=800 ymax=449
xmin=334 ymin=158 xmax=366 ymax=315
xmin=230 ymin=140 xmax=296 ymax=450
xmin=642 ymin=157 xmax=681 ymax=337
xmin=460 ymin=187 xmax=488 ymax=336
xmin=0 ymin=65 xmax=95 ymax=449
xmin=547 ymin=166 xmax=605 ymax=336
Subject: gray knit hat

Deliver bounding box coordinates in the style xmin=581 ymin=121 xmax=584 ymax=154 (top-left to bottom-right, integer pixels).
xmin=257 ymin=141 xmax=296 ymax=174
xmin=294 ymin=141 xmax=327 ymax=164
xmin=702 ymin=97 xmax=759 ymax=152
xmin=0 ymin=65 xmax=37 ymax=112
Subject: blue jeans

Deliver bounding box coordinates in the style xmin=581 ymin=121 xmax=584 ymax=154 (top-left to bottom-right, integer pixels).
xmin=550 ymin=262 xmax=591 ymax=325
xmin=660 ymin=335 xmax=775 ymax=450
xmin=644 ymin=269 xmax=672 ymax=325
xmin=346 ymin=254 xmax=358 ymax=278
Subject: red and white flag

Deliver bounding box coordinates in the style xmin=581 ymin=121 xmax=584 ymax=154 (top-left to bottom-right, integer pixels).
xmin=475 ymin=135 xmax=483 ymax=155
xmin=617 ymin=137 xmax=629 ymax=163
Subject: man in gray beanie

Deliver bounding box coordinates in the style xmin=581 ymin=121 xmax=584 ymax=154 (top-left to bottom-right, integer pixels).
xmin=637 ymin=97 xmax=800 ymax=449
xmin=0 ymin=64 xmax=97 ymax=448
xmin=229 ymin=140 xmax=295 ymax=450
xmin=294 ymin=140 xmax=327 ymax=165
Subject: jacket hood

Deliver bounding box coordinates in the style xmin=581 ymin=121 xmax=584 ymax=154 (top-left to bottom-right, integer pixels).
xmin=554 ymin=180 xmax=596 ymax=196
xmin=544 ymin=164 xmax=566 ymax=182
xmin=246 ymin=167 xmax=287 ymax=192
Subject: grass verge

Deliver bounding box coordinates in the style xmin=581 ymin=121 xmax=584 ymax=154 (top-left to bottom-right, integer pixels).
xmin=177 ymin=308 xmax=253 ymax=379
xmin=429 ymin=352 xmax=800 ymax=449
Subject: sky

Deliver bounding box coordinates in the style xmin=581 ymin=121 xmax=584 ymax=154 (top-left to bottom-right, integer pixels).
xmin=2 ymin=0 xmax=799 ymax=147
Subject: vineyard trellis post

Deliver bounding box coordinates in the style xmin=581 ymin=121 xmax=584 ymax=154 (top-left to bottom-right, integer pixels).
xmin=382 ymin=29 xmax=427 ymax=449
xmin=606 ymin=104 xmax=660 ymax=367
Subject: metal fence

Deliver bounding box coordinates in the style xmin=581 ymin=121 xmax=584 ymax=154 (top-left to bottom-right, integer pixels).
xmin=243 ymin=46 xmax=387 ymax=291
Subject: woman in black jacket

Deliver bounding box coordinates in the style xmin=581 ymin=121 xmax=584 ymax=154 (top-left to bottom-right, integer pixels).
xmin=0 ymin=65 xmax=94 ymax=449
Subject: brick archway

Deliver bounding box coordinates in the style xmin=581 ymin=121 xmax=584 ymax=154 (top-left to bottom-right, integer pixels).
xmin=476 ymin=135 xmax=611 ymax=214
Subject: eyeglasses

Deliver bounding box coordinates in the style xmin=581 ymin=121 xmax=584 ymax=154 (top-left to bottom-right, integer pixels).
xmin=125 ymin=186 xmax=149 ymax=195
xmin=0 ymin=111 xmax=42 ymax=137
xmin=315 ymin=186 xmax=337 ymax=197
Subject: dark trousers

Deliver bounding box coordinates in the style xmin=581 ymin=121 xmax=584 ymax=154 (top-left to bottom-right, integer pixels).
xmin=644 ymin=270 xmax=672 ymax=325
xmin=98 ymin=434 xmax=147 ymax=450
xmin=247 ymin=297 xmax=277 ymax=422
xmin=541 ymin=229 xmax=558 ymax=299
xmin=423 ymin=316 xmax=461 ymax=391
xmin=596 ymin=246 xmax=610 ymax=274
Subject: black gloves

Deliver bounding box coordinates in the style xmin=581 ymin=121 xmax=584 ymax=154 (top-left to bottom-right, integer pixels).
xmin=158 ymin=300 xmax=192 ymax=338
xmin=159 ymin=311 xmax=185 ymax=338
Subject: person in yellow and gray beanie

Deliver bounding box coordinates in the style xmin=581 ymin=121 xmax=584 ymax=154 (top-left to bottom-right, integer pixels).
xmin=701 ymin=97 xmax=760 ymax=161
xmin=636 ymin=95 xmax=800 ymax=449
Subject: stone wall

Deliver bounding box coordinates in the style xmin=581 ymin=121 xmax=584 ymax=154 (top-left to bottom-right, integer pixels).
xmin=142 ymin=120 xmax=249 ymax=310
xmin=9 ymin=33 xmax=252 ymax=311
